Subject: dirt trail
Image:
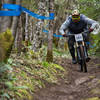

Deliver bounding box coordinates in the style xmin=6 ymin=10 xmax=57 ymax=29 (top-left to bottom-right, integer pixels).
xmin=33 ymin=57 xmax=100 ymax=100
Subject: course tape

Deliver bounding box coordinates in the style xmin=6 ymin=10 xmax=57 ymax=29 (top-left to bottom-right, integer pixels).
xmin=0 ymin=4 xmax=21 ymax=16
xmin=86 ymin=42 xmax=96 ymax=48
xmin=0 ymin=4 xmax=54 ymax=20
xmin=43 ymin=29 xmax=63 ymax=38
xmin=43 ymin=29 xmax=96 ymax=48
xmin=0 ymin=4 xmax=96 ymax=48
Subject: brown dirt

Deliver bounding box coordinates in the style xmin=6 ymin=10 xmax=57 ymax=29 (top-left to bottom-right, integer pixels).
xmin=33 ymin=57 xmax=100 ymax=100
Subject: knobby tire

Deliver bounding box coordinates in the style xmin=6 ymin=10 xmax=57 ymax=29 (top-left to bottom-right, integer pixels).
xmin=80 ymin=46 xmax=87 ymax=72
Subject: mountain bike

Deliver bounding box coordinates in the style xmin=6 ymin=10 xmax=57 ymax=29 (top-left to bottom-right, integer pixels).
xmin=64 ymin=31 xmax=89 ymax=72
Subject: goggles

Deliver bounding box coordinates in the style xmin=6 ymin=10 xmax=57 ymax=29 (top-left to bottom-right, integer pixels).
xmin=72 ymin=15 xmax=80 ymax=22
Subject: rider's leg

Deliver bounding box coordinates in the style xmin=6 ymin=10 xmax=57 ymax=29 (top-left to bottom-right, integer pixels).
xmin=68 ymin=36 xmax=77 ymax=64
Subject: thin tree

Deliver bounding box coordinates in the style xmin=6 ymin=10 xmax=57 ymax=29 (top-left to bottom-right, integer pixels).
xmin=11 ymin=0 xmax=21 ymax=38
xmin=46 ymin=0 xmax=54 ymax=62
xmin=32 ymin=0 xmax=45 ymax=52
xmin=0 ymin=0 xmax=14 ymax=33
xmin=15 ymin=15 xmax=23 ymax=54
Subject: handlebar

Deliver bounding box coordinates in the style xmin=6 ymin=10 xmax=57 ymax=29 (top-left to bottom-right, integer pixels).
xmin=63 ymin=30 xmax=89 ymax=37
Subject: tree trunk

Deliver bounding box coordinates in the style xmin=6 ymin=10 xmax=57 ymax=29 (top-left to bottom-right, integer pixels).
xmin=11 ymin=0 xmax=21 ymax=38
xmin=29 ymin=16 xmax=33 ymax=42
xmin=32 ymin=1 xmax=45 ymax=52
xmin=15 ymin=15 xmax=23 ymax=54
xmin=0 ymin=0 xmax=15 ymax=62
xmin=46 ymin=0 xmax=54 ymax=62
xmin=0 ymin=0 xmax=14 ymax=33
xmin=25 ymin=13 xmax=29 ymax=41
xmin=25 ymin=13 xmax=29 ymax=46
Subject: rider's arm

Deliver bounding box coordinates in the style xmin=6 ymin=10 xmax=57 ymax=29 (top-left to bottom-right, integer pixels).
xmin=59 ymin=16 xmax=71 ymax=35
xmin=82 ymin=14 xmax=98 ymax=29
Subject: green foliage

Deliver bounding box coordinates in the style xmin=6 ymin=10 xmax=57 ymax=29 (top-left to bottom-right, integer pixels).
xmin=15 ymin=89 xmax=32 ymax=100
xmin=85 ymin=97 xmax=100 ymax=100
xmin=0 ymin=58 xmax=31 ymax=100
xmin=14 ymin=86 xmax=28 ymax=90
xmin=0 ymin=63 xmax=13 ymax=75
xmin=41 ymin=61 xmax=65 ymax=71
xmin=7 ymin=58 xmax=13 ymax=65
xmin=78 ymin=0 xmax=100 ymax=55
xmin=91 ymin=88 xmax=100 ymax=95
xmin=0 ymin=29 xmax=14 ymax=62
xmin=0 ymin=49 xmax=66 ymax=100
xmin=5 ymin=81 xmax=13 ymax=89
xmin=42 ymin=61 xmax=50 ymax=68
xmin=53 ymin=47 xmax=70 ymax=58
xmin=0 ymin=62 xmax=15 ymax=100
xmin=78 ymin=0 xmax=100 ymax=20
xmin=88 ymin=33 xmax=100 ymax=56
xmin=51 ymin=63 xmax=65 ymax=72
xmin=1 ymin=93 xmax=10 ymax=99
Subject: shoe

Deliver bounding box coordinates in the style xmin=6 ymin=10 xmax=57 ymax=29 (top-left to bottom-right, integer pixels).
xmin=86 ymin=57 xmax=91 ymax=62
xmin=72 ymin=58 xmax=77 ymax=64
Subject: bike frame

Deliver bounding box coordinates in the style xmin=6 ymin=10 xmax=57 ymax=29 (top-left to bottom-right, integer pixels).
xmin=67 ymin=31 xmax=89 ymax=72
xmin=75 ymin=39 xmax=88 ymax=72
xmin=75 ymin=40 xmax=87 ymax=62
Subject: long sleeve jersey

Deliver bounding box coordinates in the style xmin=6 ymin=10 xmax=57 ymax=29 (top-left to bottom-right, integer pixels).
xmin=59 ymin=14 xmax=98 ymax=35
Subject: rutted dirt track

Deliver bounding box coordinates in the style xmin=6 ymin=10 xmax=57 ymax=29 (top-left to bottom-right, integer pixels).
xmin=33 ymin=57 xmax=100 ymax=100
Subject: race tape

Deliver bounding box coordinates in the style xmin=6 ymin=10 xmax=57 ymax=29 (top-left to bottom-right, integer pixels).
xmin=43 ymin=29 xmax=63 ymax=38
xmin=0 ymin=11 xmax=21 ymax=16
xmin=86 ymin=42 xmax=96 ymax=48
xmin=43 ymin=29 xmax=96 ymax=48
xmin=0 ymin=4 xmax=54 ymax=20
xmin=1 ymin=4 xmax=96 ymax=48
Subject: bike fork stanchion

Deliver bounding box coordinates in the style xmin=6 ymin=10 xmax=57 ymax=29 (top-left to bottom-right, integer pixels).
xmin=81 ymin=46 xmax=87 ymax=72
xmin=77 ymin=47 xmax=83 ymax=72
xmin=83 ymin=48 xmax=87 ymax=72
xmin=83 ymin=46 xmax=88 ymax=59
xmin=80 ymin=62 xmax=83 ymax=72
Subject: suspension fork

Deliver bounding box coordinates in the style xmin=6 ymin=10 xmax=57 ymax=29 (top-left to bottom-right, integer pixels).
xmin=76 ymin=41 xmax=87 ymax=62
xmin=76 ymin=42 xmax=81 ymax=62
xmin=82 ymin=41 xmax=88 ymax=58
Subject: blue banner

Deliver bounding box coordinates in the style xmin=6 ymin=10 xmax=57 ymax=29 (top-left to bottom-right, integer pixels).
xmin=0 ymin=11 xmax=21 ymax=16
xmin=3 ymin=4 xmax=21 ymax=10
xmin=43 ymin=29 xmax=96 ymax=48
xmin=43 ymin=29 xmax=63 ymax=38
xmin=86 ymin=42 xmax=96 ymax=48
xmin=0 ymin=4 xmax=54 ymax=20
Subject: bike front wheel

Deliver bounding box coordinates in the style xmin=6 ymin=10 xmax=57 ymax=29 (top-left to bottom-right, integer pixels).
xmin=80 ymin=45 xmax=87 ymax=72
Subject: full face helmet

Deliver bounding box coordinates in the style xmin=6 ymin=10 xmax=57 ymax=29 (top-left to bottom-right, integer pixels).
xmin=72 ymin=9 xmax=80 ymax=22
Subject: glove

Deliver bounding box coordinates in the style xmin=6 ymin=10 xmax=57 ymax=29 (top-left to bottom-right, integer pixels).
xmin=89 ymin=28 xmax=94 ymax=32
xmin=62 ymin=34 xmax=67 ymax=37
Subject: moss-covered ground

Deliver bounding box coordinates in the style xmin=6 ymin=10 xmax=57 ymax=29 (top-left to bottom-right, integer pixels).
xmin=0 ymin=46 xmax=67 ymax=100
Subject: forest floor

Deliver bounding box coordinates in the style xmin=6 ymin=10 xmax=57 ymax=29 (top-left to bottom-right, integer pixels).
xmin=33 ymin=57 xmax=100 ymax=100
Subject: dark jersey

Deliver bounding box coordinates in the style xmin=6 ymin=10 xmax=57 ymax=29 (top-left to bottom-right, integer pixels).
xmin=59 ymin=14 xmax=98 ymax=35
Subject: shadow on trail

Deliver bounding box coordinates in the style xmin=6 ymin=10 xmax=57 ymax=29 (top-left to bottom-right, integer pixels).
xmin=33 ymin=57 xmax=100 ymax=100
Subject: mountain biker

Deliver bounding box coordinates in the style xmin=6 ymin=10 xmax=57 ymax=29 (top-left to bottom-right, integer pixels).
xmin=59 ymin=9 xmax=98 ymax=64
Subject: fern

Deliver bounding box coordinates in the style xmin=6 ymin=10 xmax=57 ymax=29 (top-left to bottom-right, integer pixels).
xmin=0 ymin=63 xmax=13 ymax=74
xmin=1 ymin=93 xmax=10 ymax=99
xmin=7 ymin=58 xmax=13 ymax=65
xmin=14 ymin=86 xmax=28 ymax=90
xmin=42 ymin=61 xmax=50 ymax=68
xmin=51 ymin=63 xmax=65 ymax=71
xmin=5 ymin=82 xmax=13 ymax=89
